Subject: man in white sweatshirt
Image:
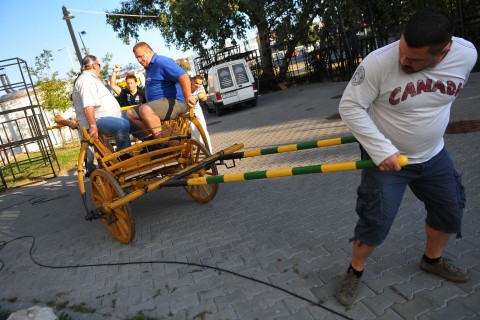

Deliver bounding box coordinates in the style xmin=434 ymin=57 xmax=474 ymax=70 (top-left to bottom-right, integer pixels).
xmin=336 ymin=7 xmax=477 ymax=306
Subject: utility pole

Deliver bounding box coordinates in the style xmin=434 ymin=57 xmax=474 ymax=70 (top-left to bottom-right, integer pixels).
xmin=62 ymin=6 xmax=83 ymax=67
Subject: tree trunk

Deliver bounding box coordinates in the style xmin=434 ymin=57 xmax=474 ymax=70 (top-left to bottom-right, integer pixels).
xmin=256 ymin=23 xmax=277 ymax=91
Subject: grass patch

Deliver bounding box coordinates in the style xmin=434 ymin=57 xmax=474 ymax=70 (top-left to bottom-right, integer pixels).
xmin=1 ymin=142 xmax=80 ymax=189
xmin=54 ymin=144 xmax=82 ymax=175
xmin=127 ymin=311 xmax=159 ymax=320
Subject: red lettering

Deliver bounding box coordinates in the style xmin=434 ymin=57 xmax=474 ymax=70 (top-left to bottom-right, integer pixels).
xmin=431 ymin=80 xmax=446 ymax=94
xmin=417 ymin=79 xmax=432 ymax=94
xmin=401 ymin=82 xmax=416 ymax=101
xmin=388 ymin=79 xmax=464 ymax=104
xmin=446 ymin=81 xmax=456 ymax=95
xmin=389 ymin=87 xmax=401 ymax=105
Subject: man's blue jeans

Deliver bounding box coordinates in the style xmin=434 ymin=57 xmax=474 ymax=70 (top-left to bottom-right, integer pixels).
xmin=97 ymin=116 xmax=131 ymax=150
xmin=122 ymin=111 xmax=145 ymax=140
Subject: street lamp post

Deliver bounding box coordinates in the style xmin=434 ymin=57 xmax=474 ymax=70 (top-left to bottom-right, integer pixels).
xmin=58 ymin=47 xmax=75 ymax=69
xmin=78 ymin=31 xmax=87 ymax=54
xmin=61 ymin=6 xmax=83 ymax=67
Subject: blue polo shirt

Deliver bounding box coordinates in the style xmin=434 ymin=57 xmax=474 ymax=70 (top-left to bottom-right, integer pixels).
xmin=145 ymin=53 xmax=186 ymax=102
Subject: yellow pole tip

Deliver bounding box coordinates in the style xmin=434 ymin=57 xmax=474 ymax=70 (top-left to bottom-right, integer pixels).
xmin=397 ymin=155 xmax=409 ymax=167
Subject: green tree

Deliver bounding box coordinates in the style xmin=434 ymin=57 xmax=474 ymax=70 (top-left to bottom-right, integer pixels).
xmin=99 ymin=52 xmax=113 ymax=80
xmin=29 ymin=50 xmax=71 ymax=115
xmin=30 ymin=49 xmax=114 ymax=118
xmin=105 ymin=0 xmax=326 ymax=86
xmin=177 ymin=59 xmax=191 ymax=72
xmin=36 ymin=74 xmax=72 ymax=115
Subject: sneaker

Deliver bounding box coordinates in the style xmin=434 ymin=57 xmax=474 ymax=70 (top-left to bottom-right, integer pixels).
xmin=335 ymin=268 xmax=361 ymax=306
xmin=420 ymin=257 xmax=468 ymax=282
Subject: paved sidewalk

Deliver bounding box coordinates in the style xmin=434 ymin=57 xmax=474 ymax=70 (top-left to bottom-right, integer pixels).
xmin=1 ymin=74 xmax=479 ymax=320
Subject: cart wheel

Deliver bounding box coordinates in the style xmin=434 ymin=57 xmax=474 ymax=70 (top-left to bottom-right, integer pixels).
xmin=89 ymin=169 xmax=135 ymax=244
xmin=183 ymin=139 xmax=218 ymax=203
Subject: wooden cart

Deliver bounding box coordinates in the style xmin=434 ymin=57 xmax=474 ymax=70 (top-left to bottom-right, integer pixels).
xmin=76 ymin=111 xmax=408 ymax=244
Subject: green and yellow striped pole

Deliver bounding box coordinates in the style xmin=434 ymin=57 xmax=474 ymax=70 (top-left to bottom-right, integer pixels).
xmin=162 ymin=155 xmax=409 ymax=187
xmin=220 ymin=136 xmax=358 ymax=161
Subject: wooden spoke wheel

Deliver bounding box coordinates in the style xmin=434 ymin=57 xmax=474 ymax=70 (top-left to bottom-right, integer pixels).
xmin=182 ymin=139 xmax=218 ymax=203
xmin=89 ymin=169 xmax=135 ymax=244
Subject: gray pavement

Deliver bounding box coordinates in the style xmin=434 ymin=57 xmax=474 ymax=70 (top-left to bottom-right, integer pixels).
xmin=1 ymin=74 xmax=479 ymax=320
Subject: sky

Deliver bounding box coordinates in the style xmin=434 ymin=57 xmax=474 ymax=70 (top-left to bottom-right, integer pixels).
xmin=0 ymin=0 xmax=195 ymax=80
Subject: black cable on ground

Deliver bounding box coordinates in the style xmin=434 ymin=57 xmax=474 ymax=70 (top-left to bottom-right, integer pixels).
xmin=0 ymin=236 xmax=354 ymax=320
xmin=0 ymin=195 xmax=354 ymax=320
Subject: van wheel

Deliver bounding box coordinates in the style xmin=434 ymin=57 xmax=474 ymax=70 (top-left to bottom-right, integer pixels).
xmin=250 ymin=99 xmax=257 ymax=107
xmin=214 ymin=103 xmax=223 ymax=116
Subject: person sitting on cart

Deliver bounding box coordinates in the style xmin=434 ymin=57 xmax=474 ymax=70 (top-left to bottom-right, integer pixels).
xmin=125 ymin=42 xmax=196 ymax=140
xmin=72 ymin=55 xmax=132 ymax=159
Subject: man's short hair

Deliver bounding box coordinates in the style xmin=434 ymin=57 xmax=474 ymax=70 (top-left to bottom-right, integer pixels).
xmin=403 ymin=7 xmax=454 ymax=54
xmin=81 ymin=55 xmax=98 ymax=70
xmin=133 ymin=42 xmax=153 ymax=52
xmin=192 ymin=75 xmax=203 ymax=82
xmin=125 ymin=74 xmax=137 ymax=82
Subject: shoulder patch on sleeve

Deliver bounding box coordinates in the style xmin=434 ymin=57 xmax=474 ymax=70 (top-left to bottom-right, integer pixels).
xmin=351 ymin=66 xmax=365 ymax=86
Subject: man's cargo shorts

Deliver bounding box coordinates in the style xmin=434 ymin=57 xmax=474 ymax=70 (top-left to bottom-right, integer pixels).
xmin=354 ymin=147 xmax=466 ymax=247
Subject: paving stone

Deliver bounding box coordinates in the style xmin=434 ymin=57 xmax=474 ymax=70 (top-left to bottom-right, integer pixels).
xmin=214 ymin=289 xmax=246 ymax=311
xmin=361 ymin=286 xmax=407 ymax=316
xmin=363 ymin=268 xmax=410 ymax=293
xmin=232 ymin=294 xmax=269 ymax=319
xmin=184 ymin=298 xmax=218 ymax=319
xmin=391 ymin=295 xmax=440 ymax=319
xmin=415 ymin=282 xmax=469 ymax=307
xmin=456 ymin=286 xmax=480 ymax=317
xmin=374 ymin=308 xmax=405 ymax=320
xmin=275 ymin=307 xmax=317 ymax=320
xmin=244 ymin=300 xmax=291 ymax=319
xmin=418 ymin=300 xmax=477 ymax=320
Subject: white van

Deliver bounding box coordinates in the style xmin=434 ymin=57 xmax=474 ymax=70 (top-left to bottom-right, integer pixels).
xmin=205 ymin=59 xmax=258 ymax=116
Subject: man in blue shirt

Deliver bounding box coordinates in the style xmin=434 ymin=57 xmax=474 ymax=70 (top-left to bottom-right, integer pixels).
xmin=126 ymin=42 xmax=196 ymax=140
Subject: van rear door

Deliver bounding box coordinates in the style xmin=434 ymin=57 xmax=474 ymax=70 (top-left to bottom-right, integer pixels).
xmin=231 ymin=62 xmax=255 ymax=102
xmin=217 ymin=62 xmax=255 ymax=106
xmin=217 ymin=66 xmax=239 ymax=105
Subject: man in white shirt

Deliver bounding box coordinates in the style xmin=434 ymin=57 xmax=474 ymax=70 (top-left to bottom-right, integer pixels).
xmin=72 ymin=55 xmax=132 ymax=165
xmin=336 ymin=7 xmax=477 ymax=306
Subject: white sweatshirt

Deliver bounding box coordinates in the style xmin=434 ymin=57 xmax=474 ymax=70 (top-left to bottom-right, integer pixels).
xmin=339 ymin=37 xmax=477 ymax=165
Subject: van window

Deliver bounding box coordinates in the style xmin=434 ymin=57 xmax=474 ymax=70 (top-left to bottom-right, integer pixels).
xmin=232 ymin=63 xmax=250 ymax=85
xmin=218 ymin=67 xmax=234 ymax=89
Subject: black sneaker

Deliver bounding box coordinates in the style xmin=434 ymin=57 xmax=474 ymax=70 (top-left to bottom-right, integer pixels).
xmin=335 ymin=268 xmax=361 ymax=306
xmin=420 ymin=257 xmax=468 ymax=282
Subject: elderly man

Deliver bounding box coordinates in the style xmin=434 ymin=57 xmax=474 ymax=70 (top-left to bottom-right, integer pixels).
xmin=72 ymin=55 xmax=131 ymax=161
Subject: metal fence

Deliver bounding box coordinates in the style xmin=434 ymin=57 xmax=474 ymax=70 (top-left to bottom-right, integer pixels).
xmin=195 ymin=2 xmax=480 ymax=93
